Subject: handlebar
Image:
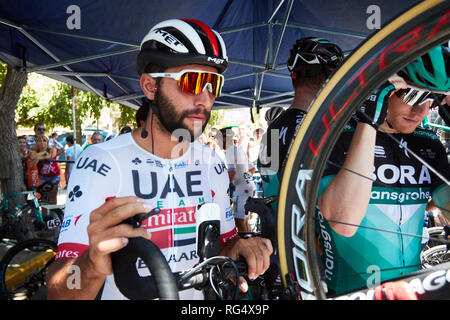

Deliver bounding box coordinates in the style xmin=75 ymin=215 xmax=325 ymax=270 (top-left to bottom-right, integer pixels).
xmin=174 ymin=256 xmax=248 ymax=299
xmin=111 ymin=237 xmax=179 ymax=300
xmin=112 ymin=197 xmax=276 ymax=300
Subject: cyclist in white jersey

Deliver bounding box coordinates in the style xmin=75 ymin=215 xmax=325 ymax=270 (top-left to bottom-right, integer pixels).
xmin=220 ymin=127 xmax=256 ymax=232
xmin=47 ymin=19 xmax=273 ymax=300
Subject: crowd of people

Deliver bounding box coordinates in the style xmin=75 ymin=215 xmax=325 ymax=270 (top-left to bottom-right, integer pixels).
xmin=16 ymin=122 xmax=136 ymax=203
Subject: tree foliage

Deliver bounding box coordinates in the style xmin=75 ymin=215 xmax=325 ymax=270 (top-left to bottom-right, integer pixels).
xmin=0 ymin=59 xmax=137 ymax=132
xmin=0 ymin=61 xmax=6 ymax=84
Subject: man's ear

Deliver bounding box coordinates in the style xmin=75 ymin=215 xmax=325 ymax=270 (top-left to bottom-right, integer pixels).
xmin=140 ymin=73 xmax=157 ymax=100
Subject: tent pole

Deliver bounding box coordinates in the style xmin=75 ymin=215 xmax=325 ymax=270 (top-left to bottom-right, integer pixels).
xmin=270 ymin=0 xmax=294 ymax=69
xmin=11 ymin=23 xmax=104 ymax=98
xmin=28 ymin=47 xmax=137 ymax=72
xmin=267 ymin=0 xmax=286 ymax=24
xmin=71 ymin=87 xmax=77 ymax=155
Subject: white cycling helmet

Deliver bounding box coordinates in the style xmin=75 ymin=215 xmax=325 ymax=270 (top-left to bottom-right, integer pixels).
xmin=137 ymin=19 xmax=228 ymax=75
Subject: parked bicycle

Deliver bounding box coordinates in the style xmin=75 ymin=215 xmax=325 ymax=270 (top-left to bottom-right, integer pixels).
xmin=1 ymin=179 xmax=64 ymax=243
xmin=0 ymin=238 xmax=57 ymax=300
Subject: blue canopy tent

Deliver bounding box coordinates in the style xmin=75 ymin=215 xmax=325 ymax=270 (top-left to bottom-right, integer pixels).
xmin=0 ymin=0 xmax=419 ymax=111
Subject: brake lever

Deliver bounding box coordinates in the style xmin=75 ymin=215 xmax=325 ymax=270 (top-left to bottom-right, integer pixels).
xmin=123 ymin=207 xmax=161 ymax=228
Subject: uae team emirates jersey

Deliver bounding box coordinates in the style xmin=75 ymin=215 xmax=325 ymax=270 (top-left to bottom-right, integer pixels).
xmin=56 ymin=133 xmax=237 ymax=300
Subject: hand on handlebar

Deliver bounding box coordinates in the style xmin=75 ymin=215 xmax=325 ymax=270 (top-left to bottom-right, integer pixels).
xmin=219 ymin=236 xmax=273 ymax=292
xmin=87 ymin=196 xmax=152 ymax=276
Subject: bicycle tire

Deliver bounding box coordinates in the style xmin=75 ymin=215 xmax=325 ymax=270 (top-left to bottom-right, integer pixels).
xmin=421 ymin=245 xmax=450 ymax=269
xmin=423 ymin=226 xmax=445 ymax=250
xmin=14 ymin=204 xmax=42 ymax=241
xmin=277 ymin=0 xmax=450 ymax=299
xmin=0 ymin=215 xmax=25 ymax=243
xmin=0 ymin=238 xmax=56 ymax=300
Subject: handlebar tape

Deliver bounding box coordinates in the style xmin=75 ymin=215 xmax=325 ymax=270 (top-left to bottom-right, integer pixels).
xmin=111 ymin=237 xmax=179 ymax=300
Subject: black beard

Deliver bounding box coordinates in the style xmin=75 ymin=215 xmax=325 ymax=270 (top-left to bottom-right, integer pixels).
xmin=156 ymin=90 xmax=210 ymax=142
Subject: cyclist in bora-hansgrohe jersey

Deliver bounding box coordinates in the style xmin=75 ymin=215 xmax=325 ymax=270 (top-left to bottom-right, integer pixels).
xmin=46 ymin=19 xmax=273 ymax=300
xmin=317 ymin=44 xmax=450 ymax=296
xmin=257 ymin=37 xmax=345 ymax=211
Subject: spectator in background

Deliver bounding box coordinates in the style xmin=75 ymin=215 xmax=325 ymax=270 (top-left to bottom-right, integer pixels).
xmin=49 ymin=132 xmax=65 ymax=157
xmin=196 ymin=133 xmax=207 ymax=144
xmin=18 ymin=135 xmax=28 ymax=159
xmin=82 ymin=132 xmax=104 ymax=151
xmin=248 ymin=127 xmax=264 ymax=164
xmin=206 ymin=128 xmax=226 ymax=163
xmin=18 ymin=135 xmax=29 ymax=187
xmin=65 ymin=135 xmax=82 ymax=185
xmin=91 ymin=132 xmax=104 ymax=144
xmin=26 ymin=121 xmax=46 ymax=150
xmin=119 ymin=126 xmax=132 ymax=135
xmin=29 ymin=135 xmax=60 ymax=204
xmin=237 ymin=124 xmax=249 ymax=155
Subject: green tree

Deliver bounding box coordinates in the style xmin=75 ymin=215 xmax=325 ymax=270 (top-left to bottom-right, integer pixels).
xmin=0 ymin=64 xmax=28 ymax=209
xmin=14 ymin=75 xmax=136 ymax=143
xmin=0 ymin=62 xmax=6 ymax=84
xmin=118 ymin=104 xmax=137 ymax=128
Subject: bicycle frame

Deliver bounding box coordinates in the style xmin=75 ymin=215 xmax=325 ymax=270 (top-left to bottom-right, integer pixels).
xmin=422 ymin=116 xmax=450 ymax=131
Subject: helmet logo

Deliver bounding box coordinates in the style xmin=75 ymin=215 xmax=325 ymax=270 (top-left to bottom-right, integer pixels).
xmin=151 ymin=28 xmax=188 ymax=53
xmin=207 ymin=57 xmax=225 ymax=65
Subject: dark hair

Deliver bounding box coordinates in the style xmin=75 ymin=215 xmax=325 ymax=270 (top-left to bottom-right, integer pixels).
xmin=91 ymin=132 xmax=103 ymax=139
xmin=119 ymin=126 xmax=132 ymax=135
xmin=291 ymin=68 xmax=330 ymax=90
xmin=34 ymin=121 xmax=45 ymax=130
xmin=66 ymin=135 xmax=74 ymax=145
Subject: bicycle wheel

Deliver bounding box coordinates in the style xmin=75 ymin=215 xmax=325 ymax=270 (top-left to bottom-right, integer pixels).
xmin=0 ymin=238 xmax=56 ymax=300
xmin=277 ymin=0 xmax=450 ymax=299
xmin=423 ymin=226 xmax=445 ymax=251
xmin=15 ymin=204 xmax=41 ymax=240
xmin=421 ymin=245 xmax=450 ymax=269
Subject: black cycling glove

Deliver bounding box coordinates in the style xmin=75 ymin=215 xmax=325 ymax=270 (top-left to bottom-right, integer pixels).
xmin=354 ymin=81 xmax=396 ymax=129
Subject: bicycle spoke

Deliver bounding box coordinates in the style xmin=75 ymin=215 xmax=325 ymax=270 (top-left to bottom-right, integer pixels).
xmin=313 ymin=216 xmax=450 ymax=246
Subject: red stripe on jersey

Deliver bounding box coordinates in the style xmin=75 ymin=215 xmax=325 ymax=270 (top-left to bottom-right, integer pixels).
xmin=55 ymin=242 xmax=88 ymax=260
xmin=182 ymin=19 xmax=219 ymax=57
xmin=220 ymin=228 xmax=238 ymax=247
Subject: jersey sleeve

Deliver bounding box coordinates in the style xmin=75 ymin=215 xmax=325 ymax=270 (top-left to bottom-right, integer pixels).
xmin=208 ymin=153 xmax=237 ymax=246
xmin=56 ymin=145 xmax=120 ymax=260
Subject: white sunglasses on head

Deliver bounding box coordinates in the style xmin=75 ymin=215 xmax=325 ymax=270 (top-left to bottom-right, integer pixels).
xmin=394 ymin=84 xmax=448 ymax=107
